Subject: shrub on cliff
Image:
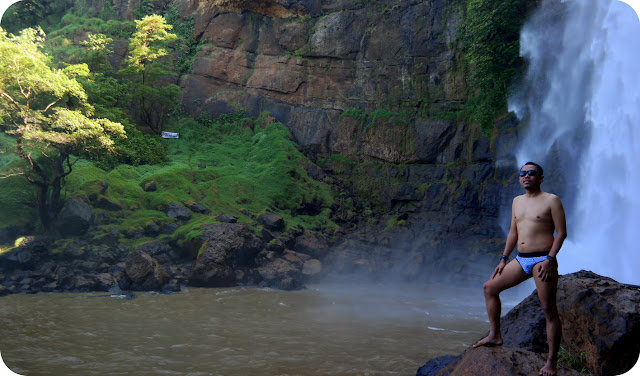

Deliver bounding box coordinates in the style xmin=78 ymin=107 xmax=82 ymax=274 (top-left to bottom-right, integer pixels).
xmin=457 ymin=0 xmax=530 ymax=136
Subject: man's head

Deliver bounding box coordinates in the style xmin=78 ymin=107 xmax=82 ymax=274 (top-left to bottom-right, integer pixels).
xmin=519 ymin=161 xmax=544 ymax=190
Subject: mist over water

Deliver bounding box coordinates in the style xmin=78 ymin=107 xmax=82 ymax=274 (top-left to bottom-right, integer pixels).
xmin=508 ymin=0 xmax=640 ymax=285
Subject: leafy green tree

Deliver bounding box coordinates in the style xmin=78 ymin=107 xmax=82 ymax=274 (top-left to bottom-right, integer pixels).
xmin=119 ymin=14 xmax=179 ymax=135
xmin=80 ymin=32 xmax=114 ymax=72
xmin=0 ymin=27 xmax=125 ymax=231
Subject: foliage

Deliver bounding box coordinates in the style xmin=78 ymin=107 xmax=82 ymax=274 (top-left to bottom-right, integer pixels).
xmin=163 ymin=4 xmax=200 ymax=76
xmin=558 ymin=345 xmax=591 ymax=374
xmin=457 ymin=0 xmax=528 ymax=136
xmin=0 ymin=0 xmax=72 ymax=34
xmin=0 ymin=27 xmax=125 ymax=230
xmin=57 ymin=112 xmax=336 ymax=243
xmin=118 ymin=14 xmax=179 ymax=135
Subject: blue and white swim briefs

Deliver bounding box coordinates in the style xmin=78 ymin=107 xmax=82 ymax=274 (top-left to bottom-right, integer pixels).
xmin=515 ymin=251 xmax=550 ymax=275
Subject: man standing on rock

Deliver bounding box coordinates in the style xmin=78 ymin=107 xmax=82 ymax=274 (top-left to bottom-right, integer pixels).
xmin=473 ymin=162 xmax=567 ymax=376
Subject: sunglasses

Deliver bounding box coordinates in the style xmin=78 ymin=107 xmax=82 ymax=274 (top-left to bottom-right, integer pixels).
xmin=519 ymin=170 xmax=539 ymax=177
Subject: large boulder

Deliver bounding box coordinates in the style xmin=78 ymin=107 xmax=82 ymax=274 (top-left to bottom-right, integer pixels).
xmin=166 ymin=203 xmax=192 ymax=220
xmin=293 ymin=231 xmax=329 ymax=258
xmin=417 ymin=271 xmax=640 ymax=376
xmin=256 ymin=257 xmax=302 ymax=290
xmin=57 ymin=196 xmax=94 ymax=236
xmin=431 ymin=347 xmax=582 ymax=376
xmin=125 ymin=250 xmax=169 ymax=290
xmin=257 ymin=211 xmax=285 ymax=231
xmin=556 ymin=271 xmax=640 ymax=376
xmin=189 ymin=223 xmax=263 ymax=287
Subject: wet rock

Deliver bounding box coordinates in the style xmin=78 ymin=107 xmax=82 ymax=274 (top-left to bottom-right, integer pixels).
xmin=57 ymin=196 xmax=94 ymax=236
xmin=95 ymin=273 xmax=119 ymax=292
xmin=416 ymin=355 xmax=458 ymax=376
xmin=189 ymin=223 xmax=263 ymax=287
xmin=258 ymin=211 xmax=285 ymax=231
xmin=302 ymin=259 xmax=322 ymax=276
xmin=166 ymin=203 xmax=192 ymax=220
xmin=257 ymin=258 xmax=302 ymax=290
xmin=125 ymin=251 xmax=169 ymax=291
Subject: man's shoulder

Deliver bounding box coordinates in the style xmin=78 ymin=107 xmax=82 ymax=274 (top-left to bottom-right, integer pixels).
xmin=542 ymin=192 xmax=562 ymax=201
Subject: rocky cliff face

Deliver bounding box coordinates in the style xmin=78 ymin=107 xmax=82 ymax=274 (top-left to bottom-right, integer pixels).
xmin=164 ymin=0 xmax=519 ymax=281
xmin=177 ymin=0 xmax=464 ymax=147
xmin=63 ymin=0 xmax=523 ymax=282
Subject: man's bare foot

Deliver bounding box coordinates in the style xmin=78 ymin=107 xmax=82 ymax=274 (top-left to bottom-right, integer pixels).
xmin=472 ymin=333 xmax=503 ymax=348
xmin=539 ymin=359 xmax=557 ymax=376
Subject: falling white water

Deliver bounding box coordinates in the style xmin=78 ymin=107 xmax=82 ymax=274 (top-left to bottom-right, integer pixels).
xmin=508 ymin=0 xmax=640 ymax=285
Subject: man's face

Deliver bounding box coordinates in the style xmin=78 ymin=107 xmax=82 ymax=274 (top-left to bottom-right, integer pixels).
xmin=519 ymin=165 xmax=543 ymax=190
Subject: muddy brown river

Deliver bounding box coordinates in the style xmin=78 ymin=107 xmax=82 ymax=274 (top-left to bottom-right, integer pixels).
xmin=0 ymin=283 xmax=530 ymax=375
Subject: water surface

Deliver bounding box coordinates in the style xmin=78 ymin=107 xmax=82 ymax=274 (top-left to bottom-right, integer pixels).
xmin=0 ymin=283 xmax=527 ymax=376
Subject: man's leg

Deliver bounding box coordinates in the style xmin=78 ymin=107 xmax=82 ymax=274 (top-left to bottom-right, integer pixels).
xmin=473 ymin=259 xmax=530 ymax=347
xmin=533 ymin=263 xmax=561 ymax=376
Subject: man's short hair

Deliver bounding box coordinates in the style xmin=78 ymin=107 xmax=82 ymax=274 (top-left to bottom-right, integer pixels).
xmin=522 ymin=161 xmax=544 ymax=176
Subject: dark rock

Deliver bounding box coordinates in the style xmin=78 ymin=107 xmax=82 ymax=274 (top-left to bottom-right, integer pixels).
xmin=136 ymin=241 xmax=179 ymax=265
xmin=144 ymin=181 xmax=157 ymax=192
xmin=257 ymin=258 xmax=302 ymax=290
xmin=93 ymin=196 xmax=123 ymax=211
xmin=258 ymin=211 xmax=285 ymax=231
xmin=422 ymin=271 xmax=640 ymax=376
xmin=295 ymin=197 xmax=323 ymax=216
xmin=431 ymin=347 xmax=581 ymax=376
xmin=144 ymin=222 xmax=161 ymax=236
xmin=57 ymin=196 xmax=94 ymax=236
xmin=41 ymin=281 xmax=58 ymax=292
xmin=556 ymin=271 xmax=640 ymax=376
xmin=184 ymin=201 xmax=210 ymax=214
xmin=125 ymin=251 xmax=169 ymax=291
xmin=189 ymin=223 xmax=263 ymax=287
xmin=166 ymin=203 xmax=192 ymax=220
xmin=293 ymin=231 xmax=329 ymax=258
xmin=94 ymin=273 xmax=119 ymax=291
xmin=216 ymin=214 xmax=238 ymax=223
xmin=302 ymin=259 xmax=322 ymax=276
xmin=416 ymin=355 xmax=458 ymax=376
xmin=161 ymin=222 xmax=179 ymax=234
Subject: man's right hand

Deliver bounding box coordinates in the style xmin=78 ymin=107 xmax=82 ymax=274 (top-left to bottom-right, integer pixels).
xmin=491 ymin=260 xmax=507 ymax=279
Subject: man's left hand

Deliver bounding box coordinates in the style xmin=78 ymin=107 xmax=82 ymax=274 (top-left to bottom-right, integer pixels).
xmin=537 ymin=259 xmax=557 ymax=282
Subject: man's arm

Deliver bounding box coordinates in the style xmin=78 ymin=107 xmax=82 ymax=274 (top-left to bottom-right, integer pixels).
xmin=537 ymin=194 xmax=567 ymax=281
xmin=548 ymin=194 xmax=567 ymax=257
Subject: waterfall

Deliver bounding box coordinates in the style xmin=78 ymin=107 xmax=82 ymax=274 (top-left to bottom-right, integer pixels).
xmin=508 ymin=0 xmax=640 ymax=285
